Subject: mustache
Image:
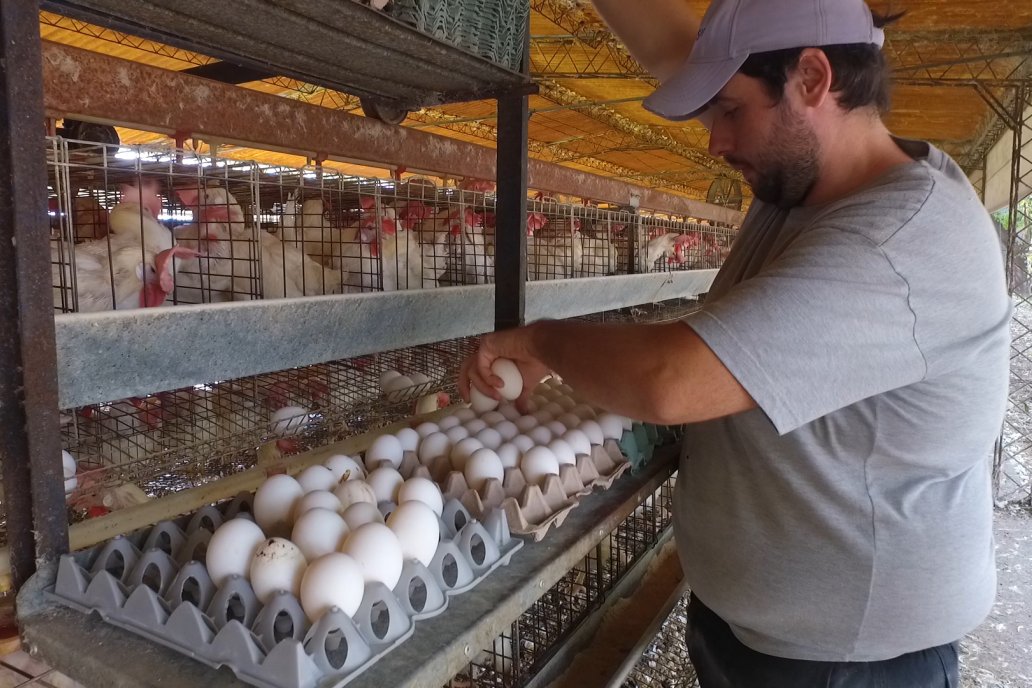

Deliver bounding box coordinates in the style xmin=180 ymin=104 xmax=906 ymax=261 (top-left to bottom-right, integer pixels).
xmin=724 ymin=155 xmax=747 ymax=168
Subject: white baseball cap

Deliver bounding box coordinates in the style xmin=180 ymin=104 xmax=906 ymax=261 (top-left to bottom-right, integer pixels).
xmin=643 ymin=0 xmax=886 ymax=121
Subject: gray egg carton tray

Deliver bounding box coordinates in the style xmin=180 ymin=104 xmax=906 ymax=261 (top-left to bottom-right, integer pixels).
xmin=47 ymin=494 xmax=521 ymax=688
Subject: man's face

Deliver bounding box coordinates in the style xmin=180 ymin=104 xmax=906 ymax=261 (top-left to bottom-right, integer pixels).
xmin=706 ymin=72 xmax=820 ymax=208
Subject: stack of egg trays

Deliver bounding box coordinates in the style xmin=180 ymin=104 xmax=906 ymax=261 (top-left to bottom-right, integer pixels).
xmin=47 ymin=494 xmax=522 ymax=688
xmin=389 ymin=0 xmax=527 ymax=71
xmin=408 ymin=433 xmax=634 ymax=543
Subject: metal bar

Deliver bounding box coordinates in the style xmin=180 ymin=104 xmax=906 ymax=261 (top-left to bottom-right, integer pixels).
xmin=0 ymin=0 xmax=69 ymax=588
xmin=494 ymin=92 xmax=530 ymax=330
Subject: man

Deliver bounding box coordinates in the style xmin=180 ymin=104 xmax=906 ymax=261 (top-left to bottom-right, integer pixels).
xmin=460 ymin=0 xmax=1010 ymax=685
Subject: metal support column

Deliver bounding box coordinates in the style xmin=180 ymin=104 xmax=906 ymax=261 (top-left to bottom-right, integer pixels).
xmin=0 ymin=0 xmax=69 ymax=588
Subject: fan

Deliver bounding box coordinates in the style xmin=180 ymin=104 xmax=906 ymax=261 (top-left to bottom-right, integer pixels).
xmin=706 ymin=176 xmax=744 ymax=211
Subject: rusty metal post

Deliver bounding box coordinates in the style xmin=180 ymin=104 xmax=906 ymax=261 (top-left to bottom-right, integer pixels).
xmin=0 ymin=0 xmax=69 ymax=588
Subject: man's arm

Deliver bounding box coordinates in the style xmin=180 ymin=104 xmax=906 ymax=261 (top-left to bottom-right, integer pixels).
xmin=591 ymin=0 xmax=701 ymax=82
xmin=460 ymin=320 xmax=755 ymax=425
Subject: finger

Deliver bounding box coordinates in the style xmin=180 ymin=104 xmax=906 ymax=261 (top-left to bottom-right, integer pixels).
xmin=458 ymin=358 xmax=472 ymax=403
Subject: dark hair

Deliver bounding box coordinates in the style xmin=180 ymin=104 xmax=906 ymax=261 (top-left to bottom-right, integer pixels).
xmin=738 ymin=11 xmax=905 ymax=113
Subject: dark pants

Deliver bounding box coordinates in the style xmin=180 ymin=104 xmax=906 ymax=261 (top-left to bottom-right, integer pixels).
xmin=685 ymin=595 xmax=960 ymax=688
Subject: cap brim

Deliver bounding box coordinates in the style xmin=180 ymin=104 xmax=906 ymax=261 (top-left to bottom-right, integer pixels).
xmin=643 ymin=53 xmax=748 ymax=122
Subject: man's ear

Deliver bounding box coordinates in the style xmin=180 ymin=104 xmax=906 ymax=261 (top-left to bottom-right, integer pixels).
xmin=793 ymin=48 xmax=834 ymax=110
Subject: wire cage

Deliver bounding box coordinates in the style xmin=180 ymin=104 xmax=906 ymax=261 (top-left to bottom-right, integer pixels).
xmin=525 ymin=196 xmax=633 ymax=281
xmin=448 ymin=478 xmax=677 ymax=688
xmin=636 ymin=214 xmax=735 ymax=275
xmin=623 ymin=591 xmax=698 ymax=688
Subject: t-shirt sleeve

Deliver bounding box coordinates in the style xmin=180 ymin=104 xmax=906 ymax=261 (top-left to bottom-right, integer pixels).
xmin=683 ymin=225 xmax=927 ymax=435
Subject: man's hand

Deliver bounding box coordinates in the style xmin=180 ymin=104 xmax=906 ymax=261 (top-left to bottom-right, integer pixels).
xmin=459 ymin=324 xmax=551 ymax=412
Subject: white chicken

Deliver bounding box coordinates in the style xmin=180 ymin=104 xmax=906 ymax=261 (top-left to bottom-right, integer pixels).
xmin=280 ymin=195 xmax=344 ymax=268
xmin=174 ymin=185 xmax=343 ymax=300
xmin=526 ymin=214 xmax=582 ymax=280
xmin=642 ymin=232 xmax=684 ymax=272
xmin=340 ymin=204 xmax=424 ymax=291
xmin=444 ymin=207 xmax=495 ymax=284
xmin=51 ymin=180 xmax=196 ymax=311
xmin=577 ymin=223 xmax=620 ymax=277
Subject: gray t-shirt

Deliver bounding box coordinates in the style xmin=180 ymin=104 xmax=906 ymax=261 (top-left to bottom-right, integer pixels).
xmin=678 ymin=139 xmax=1010 ymax=662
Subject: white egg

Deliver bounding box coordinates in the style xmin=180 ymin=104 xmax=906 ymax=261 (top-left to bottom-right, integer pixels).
xmin=511 ymin=434 xmax=535 ymax=453
xmin=249 ymin=537 xmax=307 ymax=604
xmin=494 ymin=420 xmax=519 ymax=442
xmin=395 ymin=427 xmax=420 ymax=453
xmin=450 ymin=437 xmax=485 ymax=472
xmin=408 ymin=371 xmax=431 ymax=386
xmin=397 ymin=477 xmax=444 ymax=516
xmin=366 ymin=435 xmax=404 ymax=470
xmin=438 ymin=415 xmax=462 ymax=431
xmin=523 ymin=397 xmax=539 ymax=413
xmin=480 ymin=411 xmax=506 ymax=426
xmin=342 ymin=522 xmax=404 ymax=589
xmin=528 ymin=426 xmax=553 ymax=446
xmin=572 ymin=404 xmax=598 ymax=420
xmin=333 ymin=479 xmax=377 ymax=511
xmin=300 ymin=553 xmax=365 ymax=622
xmin=61 ymin=450 xmax=77 ymax=479
xmin=470 ymin=385 xmax=499 ymax=413
xmin=206 ymin=518 xmax=267 ymax=587
xmin=418 ymin=432 xmax=451 ymax=464
xmin=387 ymin=501 xmax=440 ymax=567
xmin=556 ymin=413 xmax=582 ymax=431
xmin=269 ymin=406 xmax=312 ymax=437
xmin=557 ymin=397 xmax=577 ymax=411
xmin=498 ymin=404 xmax=522 ymax=421
xmin=253 ymin=475 xmax=304 ymax=537
xmin=496 ymin=443 xmax=521 ymax=469
xmin=621 ymin=415 xmax=634 ymax=431
xmin=546 ymin=420 xmax=568 ymax=437
xmin=521 ymin=447 xmax=560 ymax=486
xmin=379 ymin=369 xmax=402 ymax=389
xmin=543 ymin=402 xmax=565 ymax=418
xmin=445 ymin=424 xmax=471 ymax=445
xmin=454 ymin=408 xmax=477 ymax=422
xmin=490 ymin=358 xmax=524 ymax=401
xmin=562 ymin=429 xmax=592 ymax=457
xmin=367 ymin=466 xmax=405 ymax=503
xmin=291 ymin=508 xmax=349 ymax=562
xmin=324 ymin=454 xmax=365 ymax=482
xmin=463 ymin=418 xmax=488 ymax=435
xmin=580 ymin=420 xmax=605 ymax=445
xmin=296 ymin=465 xmax=338 ymax=494
xmin=464 ymin=448 xmax=505 ymax=490
xmin=514 ymin=416 xmax=539 ymax=433
xmin=415 ymin=421 xmax=440 ymax=438
xmin=343 ymin=501 xmax=385 ymax=530
xmin=383 ymin=374 xmax=415 ymax=401
xmin=548 ymin=438 xmax=577 ymax=466
xmin=64 ymin=475 xmax=77 ymax=496
xmin=293 ymin=490 xmax=343 ymax=520
xmin=597 ymin=413 xmax=625 ymax=441
xmin=533 ymin=410 xmax=554 ymax=425
xmin=475 ymin=427 xmax=503 ymax=451
xmin=558 ymin=384 xmax=573 ymax=395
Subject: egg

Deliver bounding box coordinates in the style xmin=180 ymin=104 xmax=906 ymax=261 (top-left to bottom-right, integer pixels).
xmin=490 ymin=358 xmax=524 ymax=400
xmin=498 ymin=404 xmax=522 ymax=421
xmin=366 ymin=434 xmax=404 ymax=470
xmin=253 ymin=475 xmax=305 ymax=537
xmin=342 ymin=522 xmax=404 ymax=588
xmin=397 ymin=477 xmax=444 ymax=516
xmin=562 ymin=429 xmax=592 ymax=457
xmin=558 ymin=384 xmax=573 ymax=395
xmin=470 ymin=385 xmax=499 ymax=413
xmin=293 ymin=490 xmax=343 ymax=520
xmin=514 ymin=416 xmax=539 ymax=434
xmin=408 ymin=371 xmax=431 ymax=387
xmin=521 ymin=447 xmax=560 ymax=486
xmin=395 ymin=427 xmax=420 ymax=453
xmin=533 ymin=410 xmax=554 ymax=425
xmin=548 ymin=438 xmax=577 ymax=466
xmin=64 ymin=475 xmax=77 ymax=496
xmin=333 ymin=479 xmax=377 ymax=511
xmin=438 ymin=414 xmax=462 ymax=431
xmin=511 ymin=434 xmax=535 ymax=453
xmin=386 ymin=501 xmax=441 ymax=567
xmin=383 ymin=374 xmax=415 ymax=401
xmin=61 ymin=450 xmax=77 ymax=478
xmin=450 ymin=437 xmax=485 ymax=472
xmin=494 ymin=420 xmax=519 ymax=442
xmin=543 ymin=402 xmax=565 ymax=418
xmin=418 ymin=432 xmax=451 ymax=464
xmin=528 ymin=426 xmax=553 ymax=446
xmin=475 ymin=427 xmax=503 ymax=451
xmin=324 ymin=454 xmax=365 ymax=482
xmin=580 ymin=420 xmax=605 ymax=445
xmin=496 ymin=443 xmax=521 ymax=469
xmin=367 ymin=466 xmax=405 ymax=503
xmin=463 ymin=418 xmax=488 ymax=435
xmin=523 ymin=397 xmax=539 ymax=413
xmin=415 ymin=421 xmax=440 ymax=438
xmin=556 ymin=413 xmax=582 ymax=431
xmin=300 ymin=553 xmax=365 ymax=621
xmin=454 ymin=408 xmax=477 ymax=422
xmin=343 ymin=501 xmax=385 ymax=530
xmin=464 ymin=448 xmax=505 ymax=490
xmin=269 ymin=406 xmax=312 ymax=437
xmin=620 ymin=415 xmax=634 ymax=431
xmin=379 ymin=369 xmax=402 ymax=389
xmin=291 ymin=508 xmax=350 ymax=562
xmin=206 ymin=518 xmax=267 ymax=587
xmin=249 ymin=537 xmax=307 ymax=604
xmin=597 ymin=413 xmax=625 ymax=441
xmin=546 ymin=420 xmax=568 ymax=437
xmin=572 ymin=404 xmax=598 ymax=420
xmin=480 ymin=411 xmax=506 ymax=426
xmin=296 ymin=465 xmax=338 ymax=494
xmin=557 ymin=397 xmax=577 ymax=411
xmin=445 ymin=425 xmax=471 ymax=444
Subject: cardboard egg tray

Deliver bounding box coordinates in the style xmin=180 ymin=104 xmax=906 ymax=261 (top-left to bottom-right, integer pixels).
xmin=392 ymin=435 xmax=634 ymax=543
xmin=47 ymin=494 xmax=521 ymax=688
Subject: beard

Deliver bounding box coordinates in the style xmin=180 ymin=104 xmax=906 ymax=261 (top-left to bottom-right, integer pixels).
xmin=727 ymin=101 xmax=820 ymax=208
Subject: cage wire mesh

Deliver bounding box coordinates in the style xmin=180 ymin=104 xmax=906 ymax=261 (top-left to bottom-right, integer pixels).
xmin=623 ymin=591 xmax=699 ymax=688
xmin=448 ymin=478 xmax=677 ymax=688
